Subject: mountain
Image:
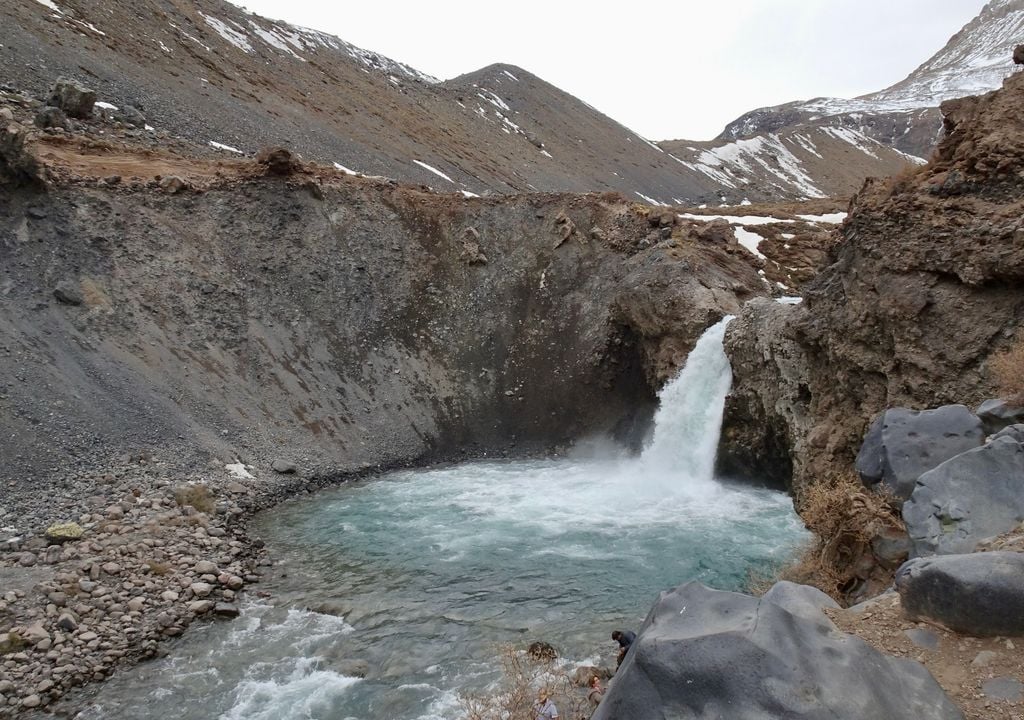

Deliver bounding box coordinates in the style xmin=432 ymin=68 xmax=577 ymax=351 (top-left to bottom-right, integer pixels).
xmin=1 ymin=0 xmax=1018 ymax=203
xmin=663 ymin=0 xmax=1024 ymax=195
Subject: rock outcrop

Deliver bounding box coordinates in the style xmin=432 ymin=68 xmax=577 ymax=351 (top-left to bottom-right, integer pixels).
xmin=723 ymin=66 xmax=1024 ymax=502
xmin=593 ymin=582 xmax=963 ymax=720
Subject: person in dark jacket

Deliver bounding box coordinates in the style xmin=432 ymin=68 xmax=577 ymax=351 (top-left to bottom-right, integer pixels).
xmin=611 ymin=629 xmax=636 ymax=668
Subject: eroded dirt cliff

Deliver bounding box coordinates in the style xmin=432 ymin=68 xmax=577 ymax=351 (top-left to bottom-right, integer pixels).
xmin=0 ymin=133 xmax=766 ymax=526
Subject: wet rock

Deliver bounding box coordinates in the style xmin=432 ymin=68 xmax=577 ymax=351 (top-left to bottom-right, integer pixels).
xmin=21 ymin=695 xmax=41 ymax=709
xmin=903 ymin=437 xmax=1024 ymax=556
xmin=896 ymin=552 xmax=1024 ymax=636
xmin=856 ymin=405 xmax=985 ymax=500
xmin=593 ymin=582 xmax=962 ymax=720
xmin=213 ymin=602 xmax=239 ymax=618
xmin=53 ymin=281 xmax=84 ymax=306
xmin=49 ymin=77 xmax=96 ymax=118
xmin=190 ymin=582 xmax=213 ymax=598
xmin=527 ymin=641 xmax=558 ymax=661
xmin=188 ymin=600 xmax=214 ymax=615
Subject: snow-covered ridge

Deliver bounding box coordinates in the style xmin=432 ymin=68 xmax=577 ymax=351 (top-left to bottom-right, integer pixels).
xmin=194 ymin=10 xmax=437 ymax=83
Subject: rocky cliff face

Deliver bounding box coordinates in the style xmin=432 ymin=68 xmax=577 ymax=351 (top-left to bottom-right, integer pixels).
xmin=0 ymin=129 xmax=764 ymax=520
xmin=721 ymin=67 xmax=1024 ymax=498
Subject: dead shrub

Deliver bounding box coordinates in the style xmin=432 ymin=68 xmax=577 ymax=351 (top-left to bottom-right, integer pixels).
xmin=989 ymin=331 xmax=1024 ymax=403
xmin=173 ymin=484 xmax=215 ymax=514
xmin=886 ymin=162 xmax=924 ymax=196
xmin=459 ymin=645 xmax=593 ymax=720
xmin=749 ymin=473 xmax=904 ymax=604
xmin=148 ymin=561 xmax=172 ymax=576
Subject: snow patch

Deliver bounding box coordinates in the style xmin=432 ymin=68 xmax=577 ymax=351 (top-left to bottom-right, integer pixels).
xmin=200 ymin=14 xmax=253 ymax=53
xmin=733 ymin=227 xmax=766 ymax=259
xmin=333 ymin=162 xmax=356 ymax=175
xmin=95 ymin=101 xmax=119 ymax=111
xmin=250 ymin=22 xmax=304 ymax=60
xmin=460 ymin=190 xmax=480 ymax=198
xmin=777 ymin=296 xmax=803 ymax=305
xmin=678 ymin=213 xmax=791 ymax=226
xmin=413 ymin=160 xmax=454 ymax=183
xmin=209 ymin=141 xmax=243 ymax=154
xmin=634 ymin=192 xmax=665 ymax=206
xmin=502 ymin=70 xmax=519 ymax=81
xmin=225 ymin=463 xmax=254 ymax=479
xmin=33 ymin=0 xmax=61 ymax=12
xmin=540 ymin=150 xmax=553 ymax=158
xmin=797 ymin=212 xmax=847 ymax=224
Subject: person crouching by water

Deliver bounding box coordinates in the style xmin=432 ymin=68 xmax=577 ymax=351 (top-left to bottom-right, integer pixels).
xmin=534 ymin=687 xmax=559 ymax=720
xmin=587 ymin=675 xmax=604 ymax=708
xmin=611 ymin=629 xmax=636 ymax=668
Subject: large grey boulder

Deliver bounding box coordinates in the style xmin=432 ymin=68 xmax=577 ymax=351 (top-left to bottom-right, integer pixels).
xmin=895 ymin=552 xmax=1024 ymax=636
xmin=48 ymin=78 xmax=96 ymax=119
xmin=592 ymin=582 xmax=962 ymax=720
xmin=903 ymin=437 xmax=1024 ymax=556
xmin=976 ymin=399 xmax=1024 ymax=435
xmin=993 ymin=423 xmax=1024 ymax=444
xmin=856 ymin=405 xmax=984 ymax=499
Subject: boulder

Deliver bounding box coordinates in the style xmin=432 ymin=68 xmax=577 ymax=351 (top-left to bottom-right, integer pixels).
xmin=527 ymin=641 xmax=558 ymax=661
xmin=256 ymin=146 xmax=301 ymax=175
xmin=53 ymin=281 xmax=84 ymax=306
xmin=1014 ymin=44 xmax=1024 ymax=65
xmin=855 ymin=406 xmax=984 ymax=499
xmin=994 ymin=423 xmax=1024 ymax=444
xmin=976 ymin=398 xmax=1024 ymax=435
xmin=45 ymin=522 xmax=84 ymax=543
xmin=271 ymin=459 xmax=297 ymax=474
xmin=48 ymin=78 xmax=96 ymax=119
xmin=903 ymin=437 xmax=1024 ymax=556
xmin=895 ymin=552 xmax=1024 ymax=636
xmin=34 ymin=106 xmax=68 ymax=130
xmin=592 ymin=582 xmax=961 ymax=720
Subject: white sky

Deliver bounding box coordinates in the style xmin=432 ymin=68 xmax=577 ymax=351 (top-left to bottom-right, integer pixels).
xmin=229 ymin=0 xmax=988 ymax=141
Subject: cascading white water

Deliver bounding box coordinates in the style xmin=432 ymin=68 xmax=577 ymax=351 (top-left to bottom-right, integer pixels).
xmin=625 ymin=316 xmax=735 ymax=496
xmin=76 ymin=315 xmax=807 ymax=720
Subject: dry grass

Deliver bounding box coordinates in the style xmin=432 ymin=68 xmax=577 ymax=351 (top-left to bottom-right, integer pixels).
xmin=459 ymin=645 xmax=593 ymax=720
xmin=173 ymin=484 xmax=216 ymax=514
xmin=989 ymin=330 xmax=1024 ymax=403
xmin=886 ymin=162 xmax=925 ymax=196
xmin=748 ymin=473 xmax=903 ymax=603
xmin=148 ymin=561 xmax=172 ymax=576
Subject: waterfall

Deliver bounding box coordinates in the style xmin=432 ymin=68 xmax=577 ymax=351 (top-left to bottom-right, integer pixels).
xmin=640 ymin=316 xmax=735 ymax=487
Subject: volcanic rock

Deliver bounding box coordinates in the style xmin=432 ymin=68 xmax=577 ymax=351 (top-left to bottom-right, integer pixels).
xmin=903 ymin=437 xmax=1024 ymax=556
xmin=976 ymin=398 xmax=1024 ymax=434
xmin=48 ymin=78 xmax=96 ymax=119
xmin=895 ymin=552 xmax=1024 ymax=636
xmin=855 ymin=406 xmax=985 ymax=499
xmin=593 ymin=582 xmax=962 ymax=720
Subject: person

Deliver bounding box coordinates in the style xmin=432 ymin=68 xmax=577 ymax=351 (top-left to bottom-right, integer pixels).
xmin=587 ymin=675 xmax=604 ymax=708
xmin=611 ymin=629 xmax=636 ymax=668
xmin=533 ymin=687 xmax=559 ymax=720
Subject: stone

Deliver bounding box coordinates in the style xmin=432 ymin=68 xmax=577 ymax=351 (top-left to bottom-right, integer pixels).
xmin=190 ymin=582 xmax=213 ymax=598
xmin=905 ymin=628 xmax=940 ymax=651
xmin=328 ymin=658 xmax=369 ymax=678
xmin=762 ymin=580 xmax=840 ymax=626
xmin=106 ymin=504 xmax=125 ymax=520
xmin=34 ymin=106 xmax=69 ymax=130
xmin=21 ymin=695 xmax=41 ymax=709
xmin=855 ymin=405 xmax=984 ymax=499
xmin=971 ymin=650 xmax=998 ymax=667
xmin=1014 ymin=44 xmax=1024 ymax=65
xmin=976 ymin=398 xmax=1024 ymax=434
xmin=45 ymin=522 xmax=84 ymax=543
xmin=127 ymin=597 xmax=145 ymax=613
xmin=903 ymin=437 xmax=1024 ymax=556
xmin=188 ymin=600 xmax=214 ymax=615
xmin=213 ymin=602 xmax=239 ymax=618
xmin=159 ymin=175 xmax=188 ymax=194
xmin=895 ymin=552 xmax=1024 ymax=636
xmin=56 ymin=613 xmax=78 ymax=632
xmin=49 ymin=77 xmax=96 ymax=118
xmin=194 ymin=560 xmax=218 ymax=575
xmin=53 ymin=281 xmax=84 ymax=306
xmin=78 ymin=631 xmax=98 ymax=642
xmin=982 ymin=677 xmax=1023 ymax=702
xmin=592 ymin=582 xmax=962 ymax=720
xmin=23 ymin=621 xmax=49 ymax=644
xmin=102 ymin=562 xmax=122 ymax=575
xmin=993 ymin=423 xmax=1024 ymax=444
xmin=160 ymin=590 xmax=179 ymax=602
xmin=18 ymin=552 xmax=36 ymax=567
xmin=256 ymin=146 xmax=300 ymax=175
xmin=120 ymin=105 xmax=146 ymax=128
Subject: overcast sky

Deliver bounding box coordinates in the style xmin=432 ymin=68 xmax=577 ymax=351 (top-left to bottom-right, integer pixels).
xmin=229 ymin=0 xmax=987 ymax=141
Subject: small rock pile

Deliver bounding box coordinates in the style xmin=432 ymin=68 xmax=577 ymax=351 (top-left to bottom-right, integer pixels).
xmin=0 ymin=464 xmax=266 ymax=716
